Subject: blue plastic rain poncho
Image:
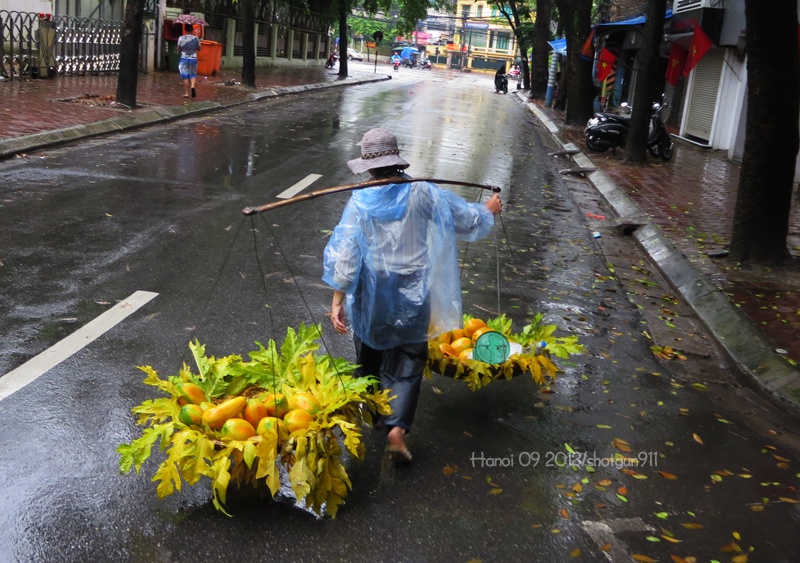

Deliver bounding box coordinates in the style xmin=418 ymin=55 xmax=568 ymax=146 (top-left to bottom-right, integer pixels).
xmin=322 ymin=180 xmax=495 ymax=350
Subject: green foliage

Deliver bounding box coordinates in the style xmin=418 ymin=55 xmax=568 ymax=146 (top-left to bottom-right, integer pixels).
xmin=118 ymin=325 xmax=393 ymax=518
xmin=426 ymin=314 xmax=584 ymax=390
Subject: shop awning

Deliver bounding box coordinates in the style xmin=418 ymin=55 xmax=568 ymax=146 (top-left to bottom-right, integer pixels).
xmin=597 ymin=9 xmax=672 ymax=29
xmin=548 ymin=38 xmax=567 ymax=55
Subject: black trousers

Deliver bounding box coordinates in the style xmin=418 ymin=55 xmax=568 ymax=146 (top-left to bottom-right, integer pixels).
xmin=354 ymin=336 xmax=428 ymax=432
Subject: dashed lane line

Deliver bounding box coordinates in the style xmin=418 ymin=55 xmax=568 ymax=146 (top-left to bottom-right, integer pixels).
xmin=276 ymin=174 xmax=323 ymax=199
xmin=0 ymin=290 xmax=159 ymax=402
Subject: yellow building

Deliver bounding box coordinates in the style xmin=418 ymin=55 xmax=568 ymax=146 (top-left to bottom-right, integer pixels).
xmin=446 ymin=0 xmax=519 ymax=71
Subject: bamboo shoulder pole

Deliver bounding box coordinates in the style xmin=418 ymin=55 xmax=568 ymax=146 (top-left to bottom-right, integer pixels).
xmin=242 ymin=177 xmax=501 ymax=215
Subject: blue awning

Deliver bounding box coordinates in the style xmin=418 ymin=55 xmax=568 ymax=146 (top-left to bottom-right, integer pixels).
xmin=597 ymin=9 xmax=672 ymax=29
xmin=548 ymin=37 xmax=567 ymax=55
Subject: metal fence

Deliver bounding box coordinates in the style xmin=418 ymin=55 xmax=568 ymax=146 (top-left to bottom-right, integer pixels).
xmin=1 ymin=10 xmax=122 ymax=79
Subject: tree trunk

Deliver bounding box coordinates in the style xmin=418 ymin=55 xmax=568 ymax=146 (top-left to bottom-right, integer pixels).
xmin=729 ymin=0 xmax=799 ymax=264
xmin=622 ymin=0 xmax=667 ymax=165
xmin=338 ymin=4 xmax=348 ymax=78
xmin=241 ymin=0 xmax=256 ymax=87
xmin=555 ymin=0 xmax=594 ymax=125
xmin=115 ymin=0 xmax=144 ymax=108
xmin=529 ymin=0 xmax=552 ymax=100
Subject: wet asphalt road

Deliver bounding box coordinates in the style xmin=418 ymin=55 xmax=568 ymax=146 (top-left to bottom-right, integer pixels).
xmin=2 ymin=66 xmax=800 ymax=562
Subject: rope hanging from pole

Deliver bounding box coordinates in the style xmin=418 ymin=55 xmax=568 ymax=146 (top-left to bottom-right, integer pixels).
xmin=242 ymin=177 xmax=501 ymax=215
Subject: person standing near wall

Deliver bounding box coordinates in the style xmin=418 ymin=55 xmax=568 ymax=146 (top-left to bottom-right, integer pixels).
xmin=177 ymin=23 xmax=201 ymax=98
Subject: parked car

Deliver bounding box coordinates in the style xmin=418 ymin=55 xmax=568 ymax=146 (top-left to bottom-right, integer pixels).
xmin=347 ymin=48 xmax=363 ymax=61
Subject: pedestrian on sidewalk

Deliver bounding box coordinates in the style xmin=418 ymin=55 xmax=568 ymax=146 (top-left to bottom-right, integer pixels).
xmin=176 ymin=23 xmax=201 ymax=98
xmin=322 ymin=128 xmax=502 ymax=464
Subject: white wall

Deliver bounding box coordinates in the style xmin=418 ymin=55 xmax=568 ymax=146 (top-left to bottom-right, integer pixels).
xmin=0 ymin=0 xmax=52 ymax=12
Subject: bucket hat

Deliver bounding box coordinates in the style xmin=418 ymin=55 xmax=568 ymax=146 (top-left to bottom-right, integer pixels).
xmin=347 ymin=128 xmax=410 ymax=174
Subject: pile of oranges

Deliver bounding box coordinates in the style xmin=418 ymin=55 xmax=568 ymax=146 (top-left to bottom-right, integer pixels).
xmin=434 ymin=318 xmax=496 ymax=362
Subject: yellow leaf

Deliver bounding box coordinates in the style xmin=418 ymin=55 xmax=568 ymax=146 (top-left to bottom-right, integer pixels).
xmin=660 ymin=535 xmax=682 ymax=543
xmin=632 ymin=555 xmax=658 ymax=563
xmin=600 ymin=543 xmax=612 ymax=551
xmin=750 ymin=505 xmax=765 ymax=512
xmin=490 ymin=487 xmax=503 ymax=495
xmin=569 ymin=548 xmax=581 ymax=558
xmin=731 ymin=556 xmax=748 ymax=563
xmin=680 ymin=523 xmax=704 ymax=529
xmin=572 ymin=483 xmax=583 ymax=493
xmin=442 ymin=464 xmax=457 ymax=476
xmin=692 ymin=433 xmax=703 ymax=445
xmin=779 ymin=497 xmax=800 ymax=503
xmin=551 ymin=528 xmax=561 ymax=534
xmin=732 ymin=531 xmax=741 ymax=540
xmin=598 ymin=479 xmax=613 ymax=486
xmin=670 ymin=556 xmax=687 ymax=563
xmin=612 ymin=438 xmax=633 ymax=452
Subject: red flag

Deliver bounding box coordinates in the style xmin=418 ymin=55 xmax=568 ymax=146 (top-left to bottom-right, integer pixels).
xmin=596 ymin=47 xmax=617 ymax=82
xmin=579 ymin=28 xmax=595 ymax=60
xmin=683 ymin=25 xmax=714 ymax=77
xmin=665 ymin=43 xmax=688 ymax=86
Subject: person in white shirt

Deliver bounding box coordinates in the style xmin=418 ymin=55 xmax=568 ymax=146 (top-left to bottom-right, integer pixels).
xmin=176 ymin=23 xmax=201 ymax=98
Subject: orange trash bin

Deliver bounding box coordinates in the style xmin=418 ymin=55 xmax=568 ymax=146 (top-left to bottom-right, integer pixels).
xmin=197 ymin=40 xmax=223 ymax=76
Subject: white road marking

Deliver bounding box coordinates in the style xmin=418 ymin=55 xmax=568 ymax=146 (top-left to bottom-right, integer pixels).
xmin=0 ymin=290 xmax=159 ymax=402
xmin=276 ymin=173 xmax=323 ymax=199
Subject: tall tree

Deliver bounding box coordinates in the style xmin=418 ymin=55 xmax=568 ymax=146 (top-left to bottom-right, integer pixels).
xmin=729 ymin=1 xmax=800 ymax=265
xmin=115 ymin=0 xmax=145 ymax=107
xmin=489 ymin=0 xmax=533 ymax=90
xmin=622 ymin=0 xmax=667 ymax=165
xmin=240 ymin=0 xmax=256 ymax=87
xmin=552 ymin=0 xmax=594 ymax=125
xmin=338 ymin=2 xmax=350 ymax=77
xmin=530 ymin=0 xmax=553 ymax=100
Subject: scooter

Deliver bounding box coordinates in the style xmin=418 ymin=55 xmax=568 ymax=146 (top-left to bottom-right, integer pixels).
xmin=494 ymin=74 xmax=508 ymax=94
xmin=584 ymin=94 xmax=674 ymax=161
xmin=324 ymin=54 xmax=338 ymax=69
xmin=419 ymin=59 xmax=432 ymax=70
xmin=392 ymin=60 xmax=400 ymax=72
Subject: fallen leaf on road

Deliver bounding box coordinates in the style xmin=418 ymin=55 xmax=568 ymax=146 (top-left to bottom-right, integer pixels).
xmin=612 ymin=438 xmax=632 ymax=452
xmin=692 ymin=433 xmax=703 ymax=445
xmin=632 ymin=554 xmax=658 ymax=562
xmin=569 ymin=548 xmax=581 ymax=558
xmin=560 ymin=507 xmax=570 ymax=518
xmin=658 ymin=471 xmax=679 ymax=480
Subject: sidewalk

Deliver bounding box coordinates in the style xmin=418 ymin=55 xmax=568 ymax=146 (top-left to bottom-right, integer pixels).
xmin=523 ymin=94 xmax=800 ymax=412
xmin=2 ymin=67 xmax=800 ymax=412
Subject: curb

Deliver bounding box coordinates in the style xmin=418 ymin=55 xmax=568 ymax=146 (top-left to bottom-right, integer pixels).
xmin=0 ymin=73 xmax=392 ymax=161
xmin=517 ymin=91 xmax=800 ymax=416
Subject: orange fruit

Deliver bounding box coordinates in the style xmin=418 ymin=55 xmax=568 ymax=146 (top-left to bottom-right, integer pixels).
xmin=220 ymin=418 xmax=256 ymax=440
xmin=256 ymin=416 xmax=288 ymax=442
xmin=264 ymin=393 xmax=289 ymax=418
xmin=288 ymin=392 xmax=322 ymax=414
xmin=242 ymin=396 xmax=269 ymax=428
xmin=451 ymin=337 xmax=474 ymax=354
xmin=459 ymin=348 xmax=474 ymax=361
xmin=439 ymin=343 xmax=458 ymax=357
xmin=471 ymin=326 xmax=496 ymax=344
xmin=435 ymin=332 xmax=452 ymax=345
xmin=463 ymin=318 xmax=488 ymax=337
xmin=451 ymin=329 xmax=466 ymax=340
xmin=283 ymin=409 xmax=315 ymax=433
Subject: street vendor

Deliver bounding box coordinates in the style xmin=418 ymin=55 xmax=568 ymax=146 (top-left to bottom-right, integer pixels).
xmin=322 ymin=128 xmax=502 ymax=463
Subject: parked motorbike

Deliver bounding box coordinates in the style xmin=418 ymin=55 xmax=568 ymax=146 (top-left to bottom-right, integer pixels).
xmin=324 ymin=54 xmax=338 ymax=69
xmin=505 ymin=68 xmax=520 ymax=80
xmin=419 ymin=59 xmax=432 ymax=70
xmin=584 ymin=94 xmax=674 ymax=161
xmin=494 ymin=74 xmax=508 ymax=94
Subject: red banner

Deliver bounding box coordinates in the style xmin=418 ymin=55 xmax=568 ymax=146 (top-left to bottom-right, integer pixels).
xmin=579 ymin=28 xmax=596 ymax=60
xmin=683 ymin=25 xmax=714 ymax=78
xmin=596 ymin=47 xmax=617 ymax=82
xmin=665 ymin=43 xmax=688 ymax=86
